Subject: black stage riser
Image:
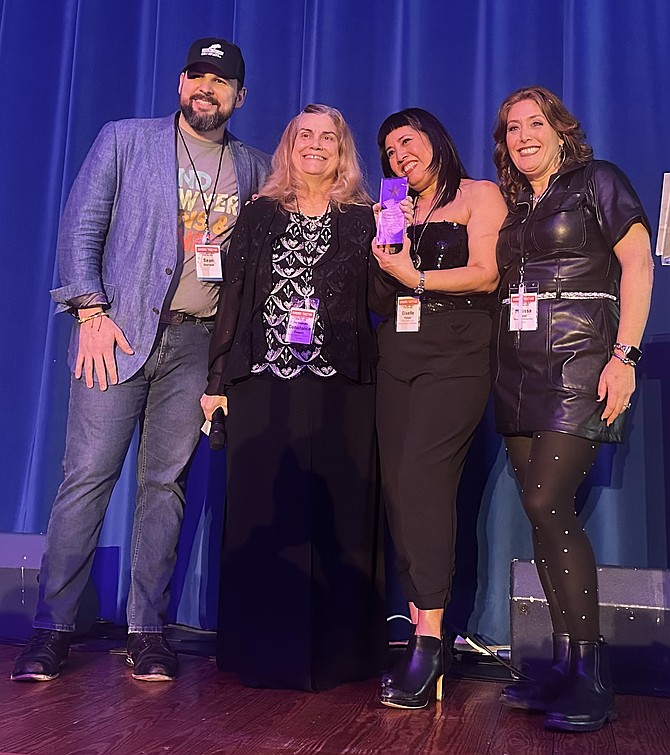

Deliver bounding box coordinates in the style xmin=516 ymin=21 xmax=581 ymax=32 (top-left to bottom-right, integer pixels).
xmin=510 ymin=559 xmax=670 ymax=697
xmin=0 ymin=533 xmax=98 ymax=640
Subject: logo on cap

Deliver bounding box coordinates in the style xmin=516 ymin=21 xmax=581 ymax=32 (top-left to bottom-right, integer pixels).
xmin=201 ymin=44 xmax=224 ymax=59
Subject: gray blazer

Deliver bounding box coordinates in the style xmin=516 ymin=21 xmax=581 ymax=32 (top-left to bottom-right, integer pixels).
xmin=51 ymin=113 xmax=271 ymax=383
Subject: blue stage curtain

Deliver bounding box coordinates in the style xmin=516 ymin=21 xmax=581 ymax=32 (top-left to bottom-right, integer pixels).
xmin=1 ymin=0 xmax=668 ymax=641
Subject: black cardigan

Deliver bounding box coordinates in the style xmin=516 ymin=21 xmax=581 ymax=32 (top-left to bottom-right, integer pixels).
xmin=207 ymin=197 xmax=377 ymax=393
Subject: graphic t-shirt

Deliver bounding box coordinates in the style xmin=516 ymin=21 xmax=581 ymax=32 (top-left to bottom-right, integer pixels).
xmin=168 ymin=129 xmax=239 ymax=317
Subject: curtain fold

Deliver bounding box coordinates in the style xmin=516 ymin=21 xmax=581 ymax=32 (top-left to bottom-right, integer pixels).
xmin=1 ymin=0 xmax=668 ymax=642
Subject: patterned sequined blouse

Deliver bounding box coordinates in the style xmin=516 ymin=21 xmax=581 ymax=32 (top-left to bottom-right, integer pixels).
xmin=252 ymin=211 xmax=336 ymax=379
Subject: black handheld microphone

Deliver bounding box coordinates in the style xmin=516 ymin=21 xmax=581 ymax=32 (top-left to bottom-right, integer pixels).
xmin=209 ymin=407 xmax=227 ymax=450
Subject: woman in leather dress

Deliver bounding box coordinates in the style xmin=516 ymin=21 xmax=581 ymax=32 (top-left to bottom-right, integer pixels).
xmin=370 ymin=109 xmax=507 ymax=709
xmin=201 ymin=104 xmax=385 ymax=691
xmin=492 ymin=86 xmax=654 ymax=732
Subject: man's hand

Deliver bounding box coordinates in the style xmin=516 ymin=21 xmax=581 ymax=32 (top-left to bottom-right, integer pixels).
xmin=75 ymin=311 xmax=134 ymax=391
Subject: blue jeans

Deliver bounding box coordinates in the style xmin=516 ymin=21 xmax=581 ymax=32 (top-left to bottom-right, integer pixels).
xmin=34 ymin=321 xmax=212 ymax=633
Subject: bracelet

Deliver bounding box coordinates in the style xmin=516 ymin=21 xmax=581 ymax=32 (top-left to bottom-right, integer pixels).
xmin=414 ymin=270 xmax=426 ymax=295
xmin=613 ymin=341 xmax=642 ymax=365
xmin=611 ymin=351 xmax=636 ymax=367
xmin=77 ymin=311 xmax=108 ymax=325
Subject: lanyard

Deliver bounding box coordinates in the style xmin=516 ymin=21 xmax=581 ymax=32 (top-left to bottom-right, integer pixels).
xmin=518 ymin=173 xmax=560 ymax=282
xmin=410 ymin=197 xmax=438 ymax=268
xmin=176 ymin=117 xmax=225 ymax=244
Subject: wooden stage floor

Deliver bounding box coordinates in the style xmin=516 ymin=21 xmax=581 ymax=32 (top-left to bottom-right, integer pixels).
xmin=0 ymin=640 xmax=669 ymax=755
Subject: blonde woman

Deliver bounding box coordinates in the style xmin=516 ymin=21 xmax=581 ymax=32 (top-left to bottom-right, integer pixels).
xmin=201 ymin=105 xmax=384 ymax=691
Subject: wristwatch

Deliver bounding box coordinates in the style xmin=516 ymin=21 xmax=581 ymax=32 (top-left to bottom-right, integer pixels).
xmin=414 ymin=270 xmax=425 ymax=295
xmin=613 ymin=342 xmax=642 ymax=366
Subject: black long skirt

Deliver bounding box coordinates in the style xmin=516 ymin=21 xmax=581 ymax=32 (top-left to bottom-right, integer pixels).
xmin=216 ymin=371 xmax=386 ymax=691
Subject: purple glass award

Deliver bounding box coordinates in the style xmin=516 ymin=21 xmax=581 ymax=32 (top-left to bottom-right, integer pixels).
xmin=376 ymin=177 xmax=408 ymax=246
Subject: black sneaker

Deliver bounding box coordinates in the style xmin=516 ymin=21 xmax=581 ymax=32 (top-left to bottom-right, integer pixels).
xmin=11 ymin=629 xmax=73 ymax=681
xmin=126 ymin=632 xmax=178 ymax=682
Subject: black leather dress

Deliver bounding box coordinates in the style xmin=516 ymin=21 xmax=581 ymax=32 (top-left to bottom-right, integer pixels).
xmin=493 ymin=160 xmax=650 ymax=443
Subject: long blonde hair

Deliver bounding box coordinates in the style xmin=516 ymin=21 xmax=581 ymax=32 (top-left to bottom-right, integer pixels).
xmin=259 ymin=104 xmax=371 ymax=210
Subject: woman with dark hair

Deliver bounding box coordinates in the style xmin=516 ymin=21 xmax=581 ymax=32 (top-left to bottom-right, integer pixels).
xmin=492 ymin=86 xmax=653 ymax=732
xmin=201 ymin=104 xmax=385 ymax=691
xmin=370 ymin=108 xmax=507 ymax=708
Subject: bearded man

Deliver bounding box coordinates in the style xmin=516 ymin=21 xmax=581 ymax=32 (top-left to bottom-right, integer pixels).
xmin=11 ymin=38 xmax=270 ymax=683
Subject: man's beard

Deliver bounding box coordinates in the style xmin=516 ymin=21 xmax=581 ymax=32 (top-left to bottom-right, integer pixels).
xmin=180 ymin=95 xmax=232 ymax=133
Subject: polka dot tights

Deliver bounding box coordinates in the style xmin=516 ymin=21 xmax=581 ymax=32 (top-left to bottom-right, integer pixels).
xmin=505 ymin=432 xmax=600 ymax=642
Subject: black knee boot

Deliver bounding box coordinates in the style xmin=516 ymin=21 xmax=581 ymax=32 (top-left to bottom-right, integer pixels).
xmin=500 ymin=632 xmax=570 ymax=711
xmin=544 ymin=639 xmax=615 ymax=732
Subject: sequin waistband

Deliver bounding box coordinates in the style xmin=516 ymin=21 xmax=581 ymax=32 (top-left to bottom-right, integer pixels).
xmin=421 ymin=297 xmax=495 ymax=315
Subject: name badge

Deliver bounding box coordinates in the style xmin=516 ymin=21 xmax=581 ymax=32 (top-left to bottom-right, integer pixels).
xmin=509 ymin=282 xmax=539 ymax=331
xmin=286 ymin=297 xmax=319 ymax=345
xmin=195 ymin=244 xmax=223 ymax=281
xmin=396 ymin=295 xmax=421 ymax=332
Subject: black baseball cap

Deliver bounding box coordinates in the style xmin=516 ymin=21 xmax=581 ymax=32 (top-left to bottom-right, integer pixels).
xmin=182 ymin=38 xmax=245 ymax=86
